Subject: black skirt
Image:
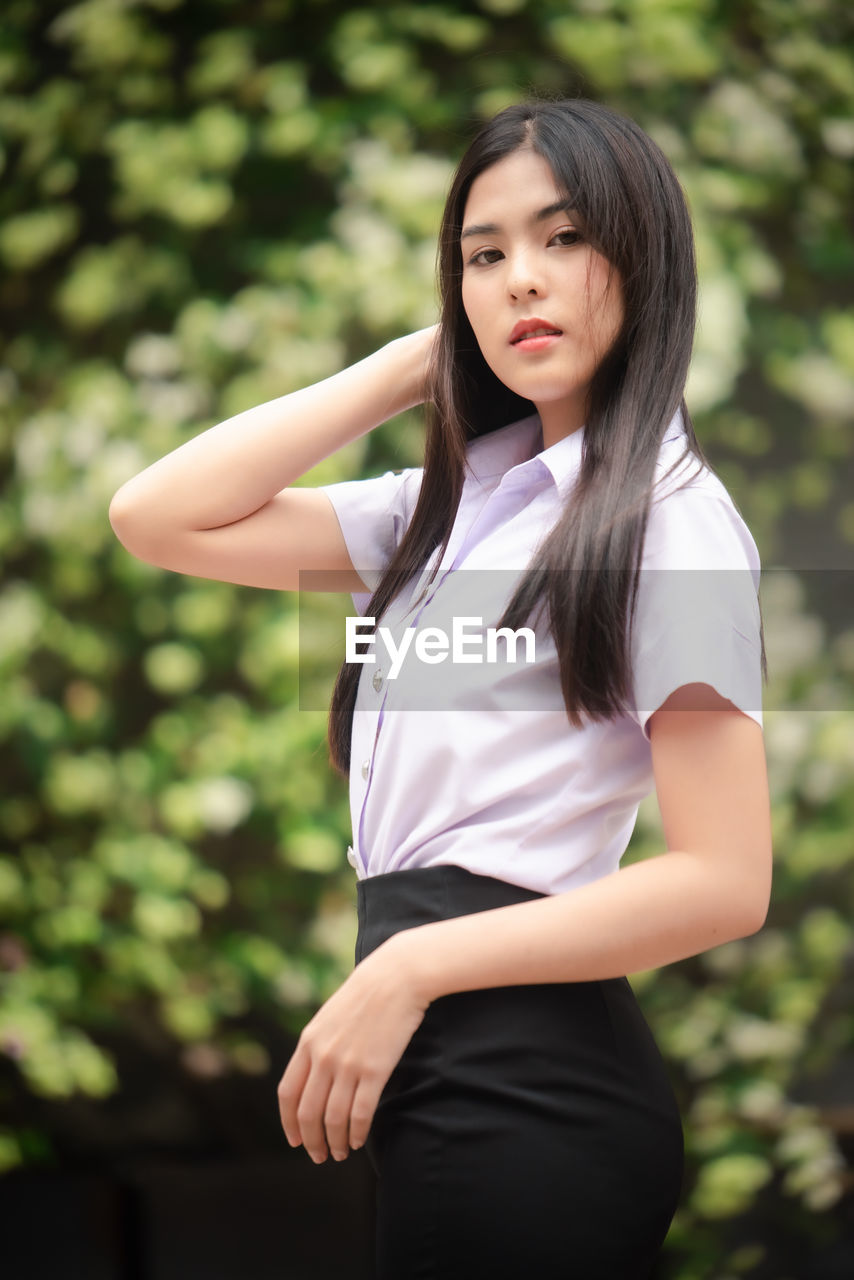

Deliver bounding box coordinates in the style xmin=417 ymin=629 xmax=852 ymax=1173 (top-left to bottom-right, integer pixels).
xmin=355 ymin=862 xmax=684 ymax=1280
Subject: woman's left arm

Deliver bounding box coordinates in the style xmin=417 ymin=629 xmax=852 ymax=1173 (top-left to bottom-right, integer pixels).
xmin=400 ymin=682 xmax=772 ymax=998
xmin=278 ymin=682 xmax=772 ymax=1162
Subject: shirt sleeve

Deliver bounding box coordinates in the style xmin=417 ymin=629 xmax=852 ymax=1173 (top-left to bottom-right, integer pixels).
xmin=318 ymin=466 xmax=423 ymax=615
xmin=628 ymin=483 xmax=764 ymax=741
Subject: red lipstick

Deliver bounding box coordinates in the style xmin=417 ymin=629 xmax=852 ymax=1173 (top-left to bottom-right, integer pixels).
xmin=509 ymin=317 xmax=564 ymax=348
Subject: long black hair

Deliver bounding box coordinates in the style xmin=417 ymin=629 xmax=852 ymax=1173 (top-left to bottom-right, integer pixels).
xmin=327 ymin=97 xmax=766 ymax=775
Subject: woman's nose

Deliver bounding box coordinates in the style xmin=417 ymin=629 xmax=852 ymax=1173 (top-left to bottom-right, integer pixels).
xmin=507 ymin=253 xmax=544 ymax=299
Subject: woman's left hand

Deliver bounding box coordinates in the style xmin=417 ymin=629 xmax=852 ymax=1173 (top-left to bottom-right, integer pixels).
xmin=277 ymin=933 xmax=430 ymax=1163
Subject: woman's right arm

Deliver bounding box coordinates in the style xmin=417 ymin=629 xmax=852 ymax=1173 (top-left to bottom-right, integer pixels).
xmin=108 ymin=325 xmax=437 ymax=593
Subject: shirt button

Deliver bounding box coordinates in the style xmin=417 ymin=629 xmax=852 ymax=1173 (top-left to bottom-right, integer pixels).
xmin=361 ymin=758 xmax=370 ymax=780
xmin=346 ymin=845 xmax=357 ymax=868
xmin=372 ymin=669 xmax=383 ymax=692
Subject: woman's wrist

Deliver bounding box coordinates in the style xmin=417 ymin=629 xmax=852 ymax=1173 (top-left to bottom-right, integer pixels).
xmin=383 ymin=324 xmax=439 ymax=415
xmin=380 ymin=923 xmax=439 ymax=1006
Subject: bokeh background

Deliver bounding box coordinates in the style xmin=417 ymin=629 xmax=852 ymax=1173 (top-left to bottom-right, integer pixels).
xmin=1 ymin=1 xmax=853 ymax=1277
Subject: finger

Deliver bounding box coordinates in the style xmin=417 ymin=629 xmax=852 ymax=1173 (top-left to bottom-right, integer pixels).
xmin=348 ymin=1070 xmax=384 ymax=1152
xmin=323 ymin=1067 xmax=359 ymax=1161
xmin=277 ymin=1046 xmax=311 ymax=1147
xmin=296 ymin=1059 xmax=335 ymax=1163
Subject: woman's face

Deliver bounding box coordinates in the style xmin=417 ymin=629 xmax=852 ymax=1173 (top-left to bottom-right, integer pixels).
xmin=460 ymin=147 xmax=625 ymax=447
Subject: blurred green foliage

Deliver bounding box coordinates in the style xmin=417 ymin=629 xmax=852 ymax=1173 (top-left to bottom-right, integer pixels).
xmin=1 ymin=0 xmax=853 ymax=1274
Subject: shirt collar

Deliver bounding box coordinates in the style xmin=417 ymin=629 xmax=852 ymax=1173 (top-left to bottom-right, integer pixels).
xmin=465 ymin=407 xmax=687 ymax=495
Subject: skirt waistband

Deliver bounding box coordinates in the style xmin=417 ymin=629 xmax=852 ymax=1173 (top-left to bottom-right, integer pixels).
xmin=355 ymin=863 xmax=548 ymax=966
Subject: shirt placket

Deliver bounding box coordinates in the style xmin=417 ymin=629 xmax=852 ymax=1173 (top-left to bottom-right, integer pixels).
xmin=349 ymin=464 xmax=539 ymax=878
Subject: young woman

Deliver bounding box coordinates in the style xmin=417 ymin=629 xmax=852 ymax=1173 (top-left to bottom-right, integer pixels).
xmin=110 ymin=98 xmax=773 ymax=1278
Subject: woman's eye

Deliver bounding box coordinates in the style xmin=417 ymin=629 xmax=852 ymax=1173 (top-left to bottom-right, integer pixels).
xmin=552 ymin=229 xmax=581 ymax=246
xmin=468 ymin=248 xmax=503 ymax=266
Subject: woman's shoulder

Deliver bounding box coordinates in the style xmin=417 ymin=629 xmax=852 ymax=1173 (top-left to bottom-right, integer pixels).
xmin=649 ymin=411 xmax=750 ymax=519
xmin=652 ymin=449 xmax=736 ymax=508
xmin=646 ymin=445 xmax=760 ymax=578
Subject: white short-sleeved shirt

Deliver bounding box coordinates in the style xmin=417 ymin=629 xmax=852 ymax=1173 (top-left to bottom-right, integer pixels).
xmin=318 ymin=410 xmax=763 ymax=896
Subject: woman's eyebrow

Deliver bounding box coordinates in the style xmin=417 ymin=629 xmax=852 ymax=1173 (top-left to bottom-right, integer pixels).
xmin=460 ymin=198 xmax=578 ymax=240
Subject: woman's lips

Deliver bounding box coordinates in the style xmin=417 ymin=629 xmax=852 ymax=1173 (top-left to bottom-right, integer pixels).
xmin=509 ymin=320 xmax=564 ymax=350
xmin=511 ymin=330 xmax=563 ymax=352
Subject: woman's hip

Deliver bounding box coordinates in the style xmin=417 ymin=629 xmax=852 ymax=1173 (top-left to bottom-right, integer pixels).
xmin=354 ymin=863 xmax=684 ymax=1276
xmin=354 ymin=862 xmax=683 ymax=1136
